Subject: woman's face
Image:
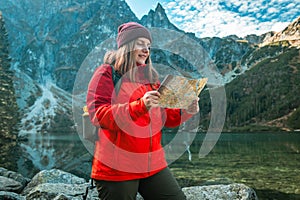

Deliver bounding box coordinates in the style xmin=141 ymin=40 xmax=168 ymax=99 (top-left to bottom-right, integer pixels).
xmin=133 ymin=37 xmax=151 ymax=65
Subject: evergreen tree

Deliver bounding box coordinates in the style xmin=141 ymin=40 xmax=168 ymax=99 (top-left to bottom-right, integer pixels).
xmin=0 ymin=11 xmax=20 ymax=140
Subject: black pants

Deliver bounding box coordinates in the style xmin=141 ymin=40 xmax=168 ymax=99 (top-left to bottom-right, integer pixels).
xmin=95 ymin=167 xmax=186 ymax=200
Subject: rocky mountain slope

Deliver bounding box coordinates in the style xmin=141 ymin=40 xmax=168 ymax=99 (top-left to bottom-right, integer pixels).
xmin=260 ymin=16 xmax=300 ymax=47
xmin=0 ymin=0 xmax=138 ymax=136
xmin=199 ymin=45 xmax=300 ymax=132
xmin=198 ymin=16 xmax=300 ymax=131
xmin=0 ymin=0 xmax=299 ymax=137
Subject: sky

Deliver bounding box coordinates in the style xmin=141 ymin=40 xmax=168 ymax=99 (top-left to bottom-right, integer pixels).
xmin=125 ymin=0 xmax=300 ymax=38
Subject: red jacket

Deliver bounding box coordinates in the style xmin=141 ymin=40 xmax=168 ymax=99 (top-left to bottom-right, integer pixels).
xmin=86 ymin=64 xmax=193 ymax=181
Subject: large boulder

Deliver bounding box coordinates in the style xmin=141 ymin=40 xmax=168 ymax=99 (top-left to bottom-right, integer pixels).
xmin=0 ymin=167 xmax=30 ymax=191
xmin=22 ymin=168 xmax=86 ymax=195
xmin=137 ymin=184 xmax=258 ymax=200
xmin=137 ymin=183 xmax=258 ymax=200
xmin=25 ymin=183 xmax=98 ymax=200
xmin=0 ymin=176 xmax=23 ymax=193
xmin=182 ymin=184 xmax=258 ymax=200
xmin=0 ymin=191 xmax=25 ymax=200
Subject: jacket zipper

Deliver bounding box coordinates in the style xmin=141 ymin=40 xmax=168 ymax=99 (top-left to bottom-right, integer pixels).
xmin=146 ymin=85 xmax=152 ymax=174
xmin=148 ymin=111 xmax=152 ymax=175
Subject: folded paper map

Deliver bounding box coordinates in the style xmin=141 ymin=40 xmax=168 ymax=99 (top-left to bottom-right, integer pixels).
xmin=158 ymin=75 xmax=208 ymax=109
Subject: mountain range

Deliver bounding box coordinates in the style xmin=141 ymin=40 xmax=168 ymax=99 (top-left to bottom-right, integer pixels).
xmin=0 ymin=0 xmax=299 ymax=138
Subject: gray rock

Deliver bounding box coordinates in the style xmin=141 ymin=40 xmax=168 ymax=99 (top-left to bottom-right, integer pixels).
xmin=0 ymin=176 xmax=23 ymax=193
xmin=22 ymin=169 xmax=86 ymax=195
xmin=25 ymin=183 xmax=90 ymax=200
xmin=0 ymin=167 xmax=30 ymax=190
xmin=0 ymin=191 xmax=25 ymax=200
xmin=136 ymin=183 xmax=258 ymax=200
xmin=182 ymin=184 xmax=258 ymax=200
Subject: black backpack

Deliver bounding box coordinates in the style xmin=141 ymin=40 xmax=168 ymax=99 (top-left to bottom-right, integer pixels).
xmin=82 ymin=65 xmax=121 ymax=142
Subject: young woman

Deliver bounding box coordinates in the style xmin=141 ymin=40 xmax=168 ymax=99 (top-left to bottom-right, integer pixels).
xmin=86 ymin=22 xmax=199 ymax=200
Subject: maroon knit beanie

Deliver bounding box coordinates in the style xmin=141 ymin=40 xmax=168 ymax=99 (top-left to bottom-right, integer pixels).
xmin=117 ymin=22 xmax=152 ymax=48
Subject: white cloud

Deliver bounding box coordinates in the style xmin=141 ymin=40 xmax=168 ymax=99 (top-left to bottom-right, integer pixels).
xmin=286 ymin=3 xmax=295 ymax=8
xmin=167 ymin=2 xmax=177 ymax=7
xmin=162 ymin=0 xmax=300 ymax=38
xmin=271 ymin=22 xmax=290 ymax=32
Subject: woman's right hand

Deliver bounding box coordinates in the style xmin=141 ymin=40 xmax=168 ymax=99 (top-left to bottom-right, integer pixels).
xmin=142 ymin=91 xmax=161 ymax=110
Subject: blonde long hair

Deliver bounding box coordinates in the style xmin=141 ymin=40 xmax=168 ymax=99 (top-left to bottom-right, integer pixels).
xmin=103 ymin=39 xmax=159 ymax=85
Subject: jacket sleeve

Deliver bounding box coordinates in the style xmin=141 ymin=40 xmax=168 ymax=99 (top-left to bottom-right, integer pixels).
xmin=163 ymin=108 xmax=193 ymax=128
xmin=86 ymin=64 xmax=148 ymax=131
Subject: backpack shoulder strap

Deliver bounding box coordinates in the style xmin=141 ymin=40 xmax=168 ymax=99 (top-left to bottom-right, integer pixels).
xmin=110 ymin=65 xmax=121 ymax=95
xmin=110 ymin=64 xmax=116 ymax=85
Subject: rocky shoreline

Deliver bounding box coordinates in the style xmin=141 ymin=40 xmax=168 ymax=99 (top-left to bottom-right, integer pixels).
xmin=0 ymin=167 xmax=258 ymax=200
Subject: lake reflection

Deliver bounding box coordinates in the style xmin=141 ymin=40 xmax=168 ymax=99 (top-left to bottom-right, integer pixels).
xmin=166 ymin=132 xmax=300 ymax=200
xmin=2 ymin=134 xmax=93 ymax=179
xmin=1 ymin=132 xmax=299 ymax=200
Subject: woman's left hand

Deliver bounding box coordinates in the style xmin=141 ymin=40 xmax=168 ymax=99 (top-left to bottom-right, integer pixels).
xmin=186 ymin=98 xmax=199 ymax=114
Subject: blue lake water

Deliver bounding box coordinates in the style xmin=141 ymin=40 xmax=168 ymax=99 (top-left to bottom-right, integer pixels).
xmin=167 ymin=132 xmax=300 ymax=200
xmin=1 ymin=132 xmax=299 ymax=200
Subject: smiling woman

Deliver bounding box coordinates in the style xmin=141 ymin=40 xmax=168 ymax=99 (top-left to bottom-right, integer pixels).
xmin=85 ymin=21 xmax=199 ymax=200
xmin=134 ymin=38 xmax=151 ymax=65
